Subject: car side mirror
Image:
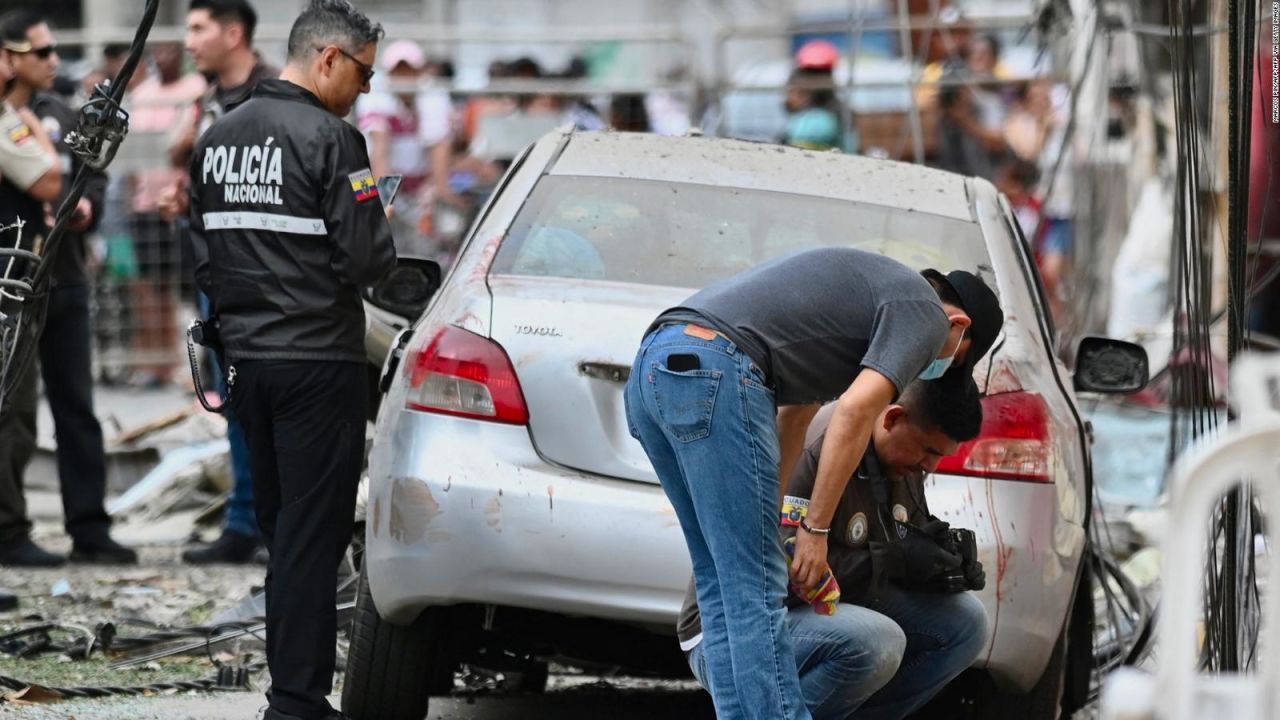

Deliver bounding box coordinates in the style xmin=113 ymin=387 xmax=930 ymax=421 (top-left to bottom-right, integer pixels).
xmin=366 ymin=257 xmax=442 ymax=319
xmin=1073 ymin=337 xmax=1149 ymax=394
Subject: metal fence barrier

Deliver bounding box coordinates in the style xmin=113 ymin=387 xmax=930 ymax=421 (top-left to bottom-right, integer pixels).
xmin=46 ymin=16 xmax=1082 ymax=383
xmin=91 ymin=108 xmax=190 ymax=386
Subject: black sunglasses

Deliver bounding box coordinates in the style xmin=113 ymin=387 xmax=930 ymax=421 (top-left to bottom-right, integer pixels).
xmin=23 ymin=44 xmax=57 ymax=60
xmin=314 ymin=45 xmax=374 ymax=84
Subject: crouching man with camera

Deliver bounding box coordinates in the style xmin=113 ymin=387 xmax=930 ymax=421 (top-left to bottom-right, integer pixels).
xmin=678 ymin=378 xmax=989 ymax=720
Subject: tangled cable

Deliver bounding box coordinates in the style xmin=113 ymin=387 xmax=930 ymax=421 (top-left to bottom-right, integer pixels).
xmin=0 ymin=618 xmax=265 ymax=661
xmin=0 ymin=590 xmax=357 ymax=704
xmin=0 ymin=618 xmax=269 ymax=702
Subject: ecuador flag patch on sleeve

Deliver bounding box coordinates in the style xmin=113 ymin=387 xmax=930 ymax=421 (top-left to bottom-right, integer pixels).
xmin=348 ymin=168 xmax=379 ymax=202
xmin=780 ymin=496 xmax=810 ymax=527
xmin=7 ymin=122 xmax=32 ymax=145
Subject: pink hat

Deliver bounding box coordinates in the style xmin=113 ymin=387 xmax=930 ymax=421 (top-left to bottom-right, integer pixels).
xmin=795 ymin=40 xmax=839 ymax=70
xmin=380 ymin=40 xmax=425 ymax=71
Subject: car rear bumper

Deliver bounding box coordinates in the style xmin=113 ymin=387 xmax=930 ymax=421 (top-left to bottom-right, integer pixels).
xmin=364 ymin=409 xmax=690 ymax=627
xmin=365 ymin=408 xmax=1085 ymax=692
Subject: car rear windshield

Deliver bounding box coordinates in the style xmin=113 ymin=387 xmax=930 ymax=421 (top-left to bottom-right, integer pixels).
xmin=490 ymin=175 xmax=994 ymax=289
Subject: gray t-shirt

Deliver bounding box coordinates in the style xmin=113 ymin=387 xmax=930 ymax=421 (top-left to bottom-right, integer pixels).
xmin=655 ymin=248 xmax=950 ymax=405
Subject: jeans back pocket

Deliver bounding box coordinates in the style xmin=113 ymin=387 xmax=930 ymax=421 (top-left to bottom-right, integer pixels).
xmin=651 ymin=365 xmax=722 ymax=443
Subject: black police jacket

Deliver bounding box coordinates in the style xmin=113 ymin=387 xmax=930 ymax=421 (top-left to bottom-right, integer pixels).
xmin=189 ymin=79 xmax=396 ymax=363
xmin=780 ymin=438 xmax=931 ymax=604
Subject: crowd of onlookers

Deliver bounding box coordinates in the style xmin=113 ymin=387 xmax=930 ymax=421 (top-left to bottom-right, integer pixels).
xmin=23 ymin=19 xmax=1076 ymax=388
xmin=348 ymin=45 xmax=677 ymax=263
xmin=49 ymin=38 xmax=691 ymax=387
xmin=925 ymin=32 xmax=1074 ymax=325
xmin=89 ymin=41 xmax=678 ymax=268
xmin=777 ymin=31 xmax=1075 ymax=327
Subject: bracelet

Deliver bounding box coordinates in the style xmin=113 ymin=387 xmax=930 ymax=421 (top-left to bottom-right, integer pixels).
xmin=800 ymin=519 xmax=831 ymax=535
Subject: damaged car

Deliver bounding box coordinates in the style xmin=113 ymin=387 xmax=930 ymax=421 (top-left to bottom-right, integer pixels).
xmin=344 ymin=129 xmax=1147 ymax=720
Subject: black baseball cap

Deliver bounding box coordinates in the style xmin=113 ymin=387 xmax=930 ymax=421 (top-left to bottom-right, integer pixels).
xmin=921 ymin=269 xmax=1004 ymax=370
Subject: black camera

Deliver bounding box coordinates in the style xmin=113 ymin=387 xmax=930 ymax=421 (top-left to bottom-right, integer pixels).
xmin=943 ymin=528 xmax=978 ymax=566
xmin=935 ymin=527 xmax=981 ymax=593
xmin=932 ymin=555 xmax=968 ymax=594
xmin=871 ymin=520 xmax=985 ymax=595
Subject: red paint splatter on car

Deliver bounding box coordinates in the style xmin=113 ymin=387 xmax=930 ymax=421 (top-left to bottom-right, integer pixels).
xmin=984 ymin=478 xmax=1014 ymax=665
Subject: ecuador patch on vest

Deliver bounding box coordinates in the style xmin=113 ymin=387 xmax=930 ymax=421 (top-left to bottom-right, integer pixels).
xmin=348 ymin=168 xmax=379 ymax=202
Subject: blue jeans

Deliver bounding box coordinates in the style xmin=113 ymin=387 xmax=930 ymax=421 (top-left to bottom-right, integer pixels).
xmin=856 ymin=588 xmax=987 ymax=720
xmin=689 ymin=590 xmax=986 ymax=720
xmin=691 ymin=604 xmax=904 ymax=719
xmin=197 ymin=291 xmax=258 ymax=538
xmin=625 ymin=323 xmax=809 ymax=720
xmin=1039 ymin=217 xmax=1074 ymax=257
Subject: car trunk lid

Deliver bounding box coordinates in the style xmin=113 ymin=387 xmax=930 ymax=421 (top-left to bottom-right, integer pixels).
xmin=488 ymin=276 xmax=688 ymax=484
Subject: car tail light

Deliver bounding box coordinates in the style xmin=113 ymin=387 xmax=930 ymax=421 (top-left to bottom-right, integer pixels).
xmin=403 ymin=325 xmax=529 ymax=425
xmin=935 ymin=391 xmax=1053 ymax=483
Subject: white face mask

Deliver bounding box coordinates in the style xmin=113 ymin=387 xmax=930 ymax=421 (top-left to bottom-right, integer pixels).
xmin=918 ymin=326 xmax=966 ymax=381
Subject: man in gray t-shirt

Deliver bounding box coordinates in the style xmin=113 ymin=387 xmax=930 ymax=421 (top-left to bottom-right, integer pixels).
xmin=657 ymin=248 xmax=955 ymax=405
xmin=623 ymin=248 xmax=1001 ymax=720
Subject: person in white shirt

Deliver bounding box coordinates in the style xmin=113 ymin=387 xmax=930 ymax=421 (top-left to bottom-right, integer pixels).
xmin=355 ymin=39 xmax=455 ymax=257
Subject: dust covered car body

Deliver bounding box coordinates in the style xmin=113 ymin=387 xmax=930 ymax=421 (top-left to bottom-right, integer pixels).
xmin=346 ymin=129 xmax=1125 ymax=719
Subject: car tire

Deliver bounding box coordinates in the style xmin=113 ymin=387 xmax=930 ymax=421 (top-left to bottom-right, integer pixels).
xmin=342 ymin=567 xmax=436 ymax=720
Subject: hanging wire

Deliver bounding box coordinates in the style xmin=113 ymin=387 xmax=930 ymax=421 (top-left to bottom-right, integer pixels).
xmin=1159 ymin=0 xmax=1238 ymax=672
xmin=1158 ymin=0 xmax=1271 ymax=674
xmin=1126 ymin=0 xmax=1274 ymax=666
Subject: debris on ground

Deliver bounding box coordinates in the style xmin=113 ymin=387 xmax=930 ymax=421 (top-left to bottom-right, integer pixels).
xmin=106 ymin=409 xmax=233 ymax=521
xmin=0 ymin=544 xmax=267 ymax=703
xmin=0 ymin=390 xmax=279 ymax=711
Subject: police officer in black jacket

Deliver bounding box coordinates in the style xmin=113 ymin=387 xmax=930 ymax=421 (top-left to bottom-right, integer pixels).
xmin=187 ymin=2 xmax=393 ymax=718
xmin=0 ymin=10 xmax=133 ymax=567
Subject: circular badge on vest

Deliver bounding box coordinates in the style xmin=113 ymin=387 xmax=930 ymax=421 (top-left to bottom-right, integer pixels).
xmin=847 ymin=512 xmax=868 ymax=545
xmin=892 ymin=504 xmax=909 ymax=523
xmin=41 ymin=115 xmax=61 ymax=142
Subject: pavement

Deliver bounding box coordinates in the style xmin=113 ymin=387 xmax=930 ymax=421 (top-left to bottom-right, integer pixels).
xmin=2 ymin=383 xmax=715 ymax=719
xmin=1 ymin=685 xmax=715 ymax=719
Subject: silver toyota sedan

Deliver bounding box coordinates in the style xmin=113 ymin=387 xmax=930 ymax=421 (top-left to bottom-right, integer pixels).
xmin=344 ymin=129 xmax=1144 ymax=720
